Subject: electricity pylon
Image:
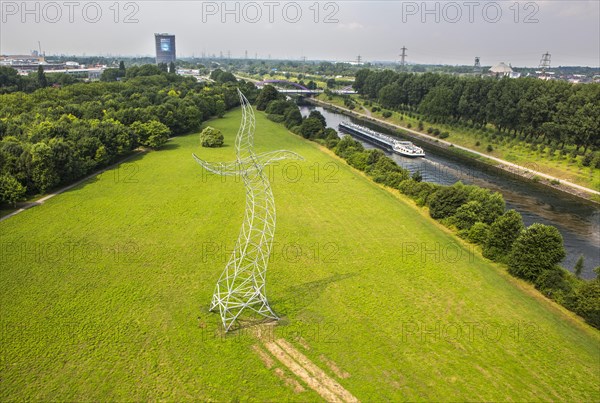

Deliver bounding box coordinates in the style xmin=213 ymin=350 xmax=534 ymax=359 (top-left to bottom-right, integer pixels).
xmin=192 ymin=90 xmax=303 ymax=332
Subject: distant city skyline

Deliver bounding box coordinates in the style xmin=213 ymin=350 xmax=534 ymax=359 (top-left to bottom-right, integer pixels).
xmin=1 ymin=1 xmax=599 ymax=67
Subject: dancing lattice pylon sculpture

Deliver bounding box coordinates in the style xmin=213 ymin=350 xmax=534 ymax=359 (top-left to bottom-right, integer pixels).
xmin=193 ymin=90 xmax=303 ymax=332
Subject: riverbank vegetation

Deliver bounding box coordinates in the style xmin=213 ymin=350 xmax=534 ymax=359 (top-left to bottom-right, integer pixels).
xmin=319 ymin=70 xmax=600 ymax=190
xmin=263 ymin=86 xmax=599 ymax=329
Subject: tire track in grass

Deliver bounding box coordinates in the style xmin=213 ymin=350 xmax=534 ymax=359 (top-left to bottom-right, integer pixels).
xmin=274 ymin=339 xmax=358 ymax=403
xmin=263 ymin=340 xmax=344 ymax=402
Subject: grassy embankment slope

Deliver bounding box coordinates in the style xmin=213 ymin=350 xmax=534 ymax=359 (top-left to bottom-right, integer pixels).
xmin=317 ymin=93 xmax=600 ymax=193
xmin=1 ymin=108 xmax=598 ymax=401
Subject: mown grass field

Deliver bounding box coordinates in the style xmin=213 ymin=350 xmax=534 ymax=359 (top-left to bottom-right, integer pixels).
xmin=317 ymin=94 xmax=600 ymax=191
xmin=1 ymin=108 xmax=599 ymax=401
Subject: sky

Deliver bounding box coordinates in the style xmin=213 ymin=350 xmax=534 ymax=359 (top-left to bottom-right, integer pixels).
xmin=1 ymin=0 xmax=599 ymax=67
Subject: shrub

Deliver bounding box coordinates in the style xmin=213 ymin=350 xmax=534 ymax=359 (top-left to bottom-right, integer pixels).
xmin=411 ymin=170 xmax=422 ymax=182
xmin=433 ymin=128 xmax=440 ymax=136
xmin=534 ymin=265 xmax=576 ymax=305
xmin=131 ymin=120 xmax=170 ymax=149
xmin=266 ymin=114 xmax=285 ymax=123
xmin=468 ymin=222 xmax=490 ymax=245
xmin=0 ymin=174 xmax=26 ymax=207
xmin=508 ymin=223 xmax=566 ymax=282
xmin=466 ymin=187 xmax=505 ymax=224
xmin=575 ymin=280 xmax=600 ymax=329
xmin=407 ymin=123 xmax=412 ymax=128
xmin=482 ymin=209 xmax=524 ymax=262
xmin=200 ymin=126 xmax=224 ymax=148
xmin=382 ymin=111 xmax=392 ymax=118
xmin=299 ymin=117 xmax=324 ymax=139
xmin=334 ymin=135 xmax=364 ymax=159
xmin=428 ymin=182 xmax=470 ymax=220
xmin=439 ymin=132 xmax=449 ymax=139
xmin=283 ymin=107 xmax=303 ymax=128
xmin=486 ymin=144 xmax=493 ymax=152
xmin=450 ymin=200 xmax=483 ymax=230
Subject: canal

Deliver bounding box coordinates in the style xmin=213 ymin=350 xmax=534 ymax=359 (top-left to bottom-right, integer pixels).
xmin=300 ymin=105 xmax=600 ymax=279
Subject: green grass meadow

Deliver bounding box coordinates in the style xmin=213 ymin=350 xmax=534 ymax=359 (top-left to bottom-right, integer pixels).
xmin=1 ymin=109 xmax=599 ymax=401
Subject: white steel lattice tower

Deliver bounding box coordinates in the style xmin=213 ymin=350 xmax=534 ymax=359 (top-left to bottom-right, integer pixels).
xmin=193 ymin=90 xmax=302 ymax=332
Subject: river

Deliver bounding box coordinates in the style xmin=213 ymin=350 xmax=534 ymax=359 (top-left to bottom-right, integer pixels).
xmin=300 ymin=105 xmax=600 ymax=279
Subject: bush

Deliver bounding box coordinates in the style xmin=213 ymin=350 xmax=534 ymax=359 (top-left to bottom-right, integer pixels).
xmin=200 ymin=126 xmax=224 ymax=148
xmin=581 ymin=151 xmax=600 ymax=168
xmin=439 ymin=132 xmax=449 ymax=139
xmin=482 ymin=210 xmax=524 ymax=262
xmin=326 ymin=138 xmax=339 ymax=149
xmin=475 ymin=141 xmax=480 ymax=146
xmin=428 ymin=182 xmax=470 ymax=220
xmin=0 ymin=174 xmax=26 ymax=206
xmin=468 ymin=222 xmax=490 ymax=245
xmin=299 ymin=117 xmax=325 ymax=139
xmin=283 ymin=107 xmax=303 ymax=129
xmin=508 ymin=224 xmax=566 ymax=282
xmin=575 ymin=280 xmax=600 ymax=328
xmin=398 ymin=180 xmax=439 ymax=205
xmin=382 ymin=111 xmax=392 ymax=118
xmin=534 ymin=265 xmax=574 ymax=302
xmin=131 ymin=120 xmax=170 ymax=149
xmin=334 ymin=135 xmax=364 ymax=159
xmin=466 ymin=187 xmax=505 ymax=224
xmin=347 ymin=151 xmax=370 ymax=171
xmin=266 ymin=114 xmax=285 ymax=123
xmin=411 ymin=170 xmax=422 ymax=182
xmin=265 ymin=99 xmax=294 ymax=115
xmin=406 ymin=123 xmax=412 ymax=128
xmin=427 ymin=127 xmax=434 ymax=134
xmin=486 ymin=144 xmax=493 ymax=152
xmin=433 ymin=128 xmax=440 ymax=136
xmin=450 ymin=200 xmax=483 ymax=230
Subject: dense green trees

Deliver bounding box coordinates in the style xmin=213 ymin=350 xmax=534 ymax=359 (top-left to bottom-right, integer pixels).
xmin=210 ymin=69 xmax=237 ymax=83
xmin=353 ymin=69 xmax=600 ymax=153
xmin=131 ymin=121 xmax=170 ymax=148
xmin=0 ymin=65 xmax=252 ymax=204
xmin=255 ymin=85 xmax=280 ymax=110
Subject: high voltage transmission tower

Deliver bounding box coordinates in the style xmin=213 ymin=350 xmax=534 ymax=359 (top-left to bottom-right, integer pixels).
xmin=399 ymin=46 xmax=407 ymax=69
xmin=192 ymin=91 xmax=303 ymax=332
xmin=356 ymin=55 xmax=362 ymax=65
xmin=539 ymin=51 xmax=551 ymax=78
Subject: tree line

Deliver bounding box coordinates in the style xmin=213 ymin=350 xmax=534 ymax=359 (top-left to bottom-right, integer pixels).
xmin=0 ymin=64 xmax=257 ymax=205
xmin=260 ymin=86 xmax=599 ymax=329
xmin=353 ymin=70 xmax=600 ymax=157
